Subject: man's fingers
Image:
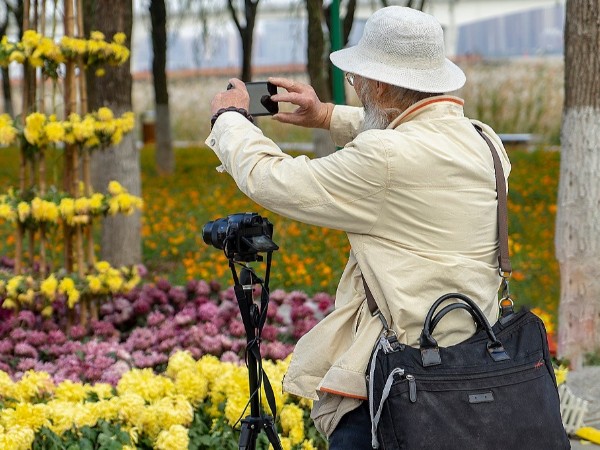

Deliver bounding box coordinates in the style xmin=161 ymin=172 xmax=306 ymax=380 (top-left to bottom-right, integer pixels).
xmin=269 ymin=77 xmax=304 ymax=93
xmin=271 ymin=91 xmax=306 ymax=105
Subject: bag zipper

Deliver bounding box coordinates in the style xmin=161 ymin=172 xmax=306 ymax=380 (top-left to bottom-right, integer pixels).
xmin=397 ymin=361 xmax=543 ymax=404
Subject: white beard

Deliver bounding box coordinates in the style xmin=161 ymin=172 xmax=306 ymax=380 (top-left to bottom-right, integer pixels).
xmin=358 ymin=81 xmax=391 ymax=133
xmin=359 ymin=105 xmax=391 ymax=133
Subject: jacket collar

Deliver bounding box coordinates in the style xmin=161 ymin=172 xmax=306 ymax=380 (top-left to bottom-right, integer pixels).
xmin=388 ymin=95 xmax=465 ymax=129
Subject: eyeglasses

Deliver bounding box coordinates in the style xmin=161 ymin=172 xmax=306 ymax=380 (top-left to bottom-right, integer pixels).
xmin=345 ymin=72 xmax=355 ymax=86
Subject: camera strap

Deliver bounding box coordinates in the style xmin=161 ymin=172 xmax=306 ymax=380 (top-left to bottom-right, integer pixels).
xmin=229 ymin=253 xmax=279 ymax=422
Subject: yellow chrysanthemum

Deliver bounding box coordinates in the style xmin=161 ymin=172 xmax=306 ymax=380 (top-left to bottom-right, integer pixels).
xmin=301 ymin=440 xmax=317 ymax=450
xmin=67 ymin=289 xmax=81 ymax=308
xmin=0 ymin=371 xmax=15 ymax=400
xmin=40 ymin=274 xmax=58 ymax=300
xmin=141 ymin=395 xmax=194 ymax=439
xmin=555 ymin=365 xmax=568 ymax=386
xmin=173 ymin=369 xmax=209 ymax=406
xmin=113 ymin=32 xmax=127 ymax=45
xmin=97 ymin=107 xmax=114 ymax=122
xmin=95 ymin=260 xmax=111 ymax=273
xmin=107 ymin=180 xmax=124 ymax=196
xmin=0 ymin=113 xmax=17 ymax=145
xmin=17 ymin=202 xmax=30 ymax=222
xmin=24 ymin=112 xmax=46 ymax=146
xmin=72 ymin=116 xmax=96 ymax=141
xmin=13 ymin=371 xmax=54 ymax=403
xmin=53 ymin=380 xmax=88 ymax=403
xmin=116 ymin=369 xmax=175 ymax=403
xmin=74 ymin=197 xmax=90 ymax=214
xmin=0 ymin=403 xmax=49 ymax=431
xmin=86 ymin=275 xmax=103 ymax=294
xmin=6 ymin=276 xmax=24 ymax=298
xmin=278 ymin=437 xmax=293 ymax=450
xmin=30 ymin=198 xmax=59 ymax=223
xmin=166 ymin=351 xmax=196 ymax=378
xmin=280 ymin=403 xmax=305 ymax=445
xmin=155 ymin=424 xmax=189 ymax=450
xmin=59 ymin=198 xmax=75 ymax=222
xmin=0 ymin=203 xmax=16 ymax=222
xmin=45 ymin=121 xmax=65 ymax=143
xmin=0 ymin=425 xmax=35 ymax=450
xmin=8 ymin=50 xmax=25 ymax=64
xmin=90 ymin=31 xmax=105 ymax=41
xmin=58 ymin=277 xmax=75 ymax=295
xmin=89 ymin=383 xmax=114 ymax=400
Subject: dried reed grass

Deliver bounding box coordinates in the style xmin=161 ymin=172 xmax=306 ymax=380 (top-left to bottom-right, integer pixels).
xmin=134 ymin=58 xmax=564 ymax=145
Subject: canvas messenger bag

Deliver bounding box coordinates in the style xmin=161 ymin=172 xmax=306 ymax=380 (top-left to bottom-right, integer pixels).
xmin=363 ymin=126 xmax=570 ymax=449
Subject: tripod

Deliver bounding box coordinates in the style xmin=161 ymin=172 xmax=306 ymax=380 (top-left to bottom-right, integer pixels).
xmin=229 ymin=253 xmax=283 ymax=450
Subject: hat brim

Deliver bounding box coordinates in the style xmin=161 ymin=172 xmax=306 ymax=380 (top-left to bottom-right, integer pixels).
xmin=330 ymin=46 xmax=466 ymax=93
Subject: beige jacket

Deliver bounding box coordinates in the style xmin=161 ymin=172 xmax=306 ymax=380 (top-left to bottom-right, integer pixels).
xmin=206 ymin=96 xmax=510 ymax=435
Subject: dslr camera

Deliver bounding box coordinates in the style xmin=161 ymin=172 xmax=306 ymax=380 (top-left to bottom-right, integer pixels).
xmin=202 ymin=212 xmax=279 ymax=262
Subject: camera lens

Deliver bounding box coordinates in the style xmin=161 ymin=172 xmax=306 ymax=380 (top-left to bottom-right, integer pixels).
xmin=202 ymin=218 xmax=229 ymax=249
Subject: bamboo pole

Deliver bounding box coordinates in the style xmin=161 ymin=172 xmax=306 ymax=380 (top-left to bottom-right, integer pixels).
xmin=39 ymin=145 xmax=47 ymax=277
xmin=38 ymin=0 xmax=47 ymax=278
xmin=38 ymin=0 xmax=46 ymax=113
xmin=76 ymin=0 xmax=96 ymax=322
xmin=63 ymin=0 xmax=76 ymax=274
xmin=15 ymin=0 xmax=33 ymax=276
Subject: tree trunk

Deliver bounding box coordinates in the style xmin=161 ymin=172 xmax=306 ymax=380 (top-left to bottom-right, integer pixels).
xmin=555 ymin=0 xmax=600 ymax=368
xmin=83 ymin=0 xmax=141 ymax=267
xmin=227 ymin=0 xmax=259 ymax=82
xmin=1 ymin=67 xmax=13 ymax=117
xmin=0 ymin=10 xmax=13 ymax=117
xmin=306 ymin=0 xmax=334 ymax=157
xmin=150 ymin=0 xmax=174 ymax=174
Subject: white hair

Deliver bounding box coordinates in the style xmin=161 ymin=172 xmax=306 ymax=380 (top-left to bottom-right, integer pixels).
xmin=358 ymin=77 xmax=441 ymax=132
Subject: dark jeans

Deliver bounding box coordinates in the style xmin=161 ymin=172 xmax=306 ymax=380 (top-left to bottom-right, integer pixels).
xmin=328 ymin=401 xmax=372 ymax=449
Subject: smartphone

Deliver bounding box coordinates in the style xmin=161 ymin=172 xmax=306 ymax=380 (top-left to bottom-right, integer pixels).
xmin=228 ymin=81 xmax=279 ymax=116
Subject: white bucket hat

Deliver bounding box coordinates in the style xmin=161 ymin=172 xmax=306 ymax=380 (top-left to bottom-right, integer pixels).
xmin=330 ymin=6 xmax=465 ymax=93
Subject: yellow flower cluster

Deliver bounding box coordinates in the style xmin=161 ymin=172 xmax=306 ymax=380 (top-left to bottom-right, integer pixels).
xmin=0 ymin=352 xmax=323 ymax=449
xmin=0 ymin=261 xmax=141 ymax=312
xmin=0 ymin=30 xmax=129 ymax=72
xmin=0 ymin=114 xmax=17 ymax=145
xmin=0 ymin=181 xmax=143 ymax=228
xmin=8 ymin=109 xmax=136 ymax=150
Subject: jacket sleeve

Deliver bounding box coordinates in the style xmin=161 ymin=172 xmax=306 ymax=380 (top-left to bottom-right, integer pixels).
xmin=205 ymin=112 xmax=388 ymax=233
xmin=329 ymin=105 xmax=365 ymax=147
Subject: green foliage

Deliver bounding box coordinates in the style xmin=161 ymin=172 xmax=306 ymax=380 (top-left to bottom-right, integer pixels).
xmin=188 ymin=410 xmax=239 ymax=450
xmin=584 ymin=350 xmax=600 ymax=366
xmin=32 ymin=421 xmax=131 ymax=450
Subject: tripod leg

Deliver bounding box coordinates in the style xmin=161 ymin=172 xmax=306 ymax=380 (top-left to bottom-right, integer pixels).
xmin=239 ymin=418 xmax=258 ymax=450
xmin=263 ymin=417 xmax=283 ymax=450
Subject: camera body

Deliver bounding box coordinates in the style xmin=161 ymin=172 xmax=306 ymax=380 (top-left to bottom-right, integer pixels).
xmin=202 ymin=213 xmax=279 ymax=262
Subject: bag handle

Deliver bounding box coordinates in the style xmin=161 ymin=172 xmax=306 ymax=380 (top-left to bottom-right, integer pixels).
xmin=363 ymin=125 xmax=513 ymax=320
xmin=419 ymin=293 xmax=510 ymax=367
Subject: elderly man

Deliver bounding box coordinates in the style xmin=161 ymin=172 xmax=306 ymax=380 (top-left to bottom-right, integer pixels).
xmin=206 ymin=6 xmax=510 ymax=448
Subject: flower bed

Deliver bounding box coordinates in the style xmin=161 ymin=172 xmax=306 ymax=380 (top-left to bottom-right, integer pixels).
xmin=0 ymin=278 xmax=333 ymax=384
xmin=0 ymin=280 xmax=332 ymax=449
xmin=0 ymin=352 xmax=322 ymax=449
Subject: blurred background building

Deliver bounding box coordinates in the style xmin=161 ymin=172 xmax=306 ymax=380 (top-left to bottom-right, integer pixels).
xmin=131 ymin=0 xmax=565 ymax=74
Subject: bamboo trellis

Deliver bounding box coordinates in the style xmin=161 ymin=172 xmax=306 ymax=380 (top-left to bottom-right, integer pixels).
xmin=15 ymin=0 xmax=98 ymax=325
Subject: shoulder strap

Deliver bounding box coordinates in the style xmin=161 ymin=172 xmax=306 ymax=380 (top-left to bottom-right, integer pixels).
xmin=473 ymin=125 xmax=512 ymax=275
xmin=364 ymin=125 xmax=512 ymax=317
